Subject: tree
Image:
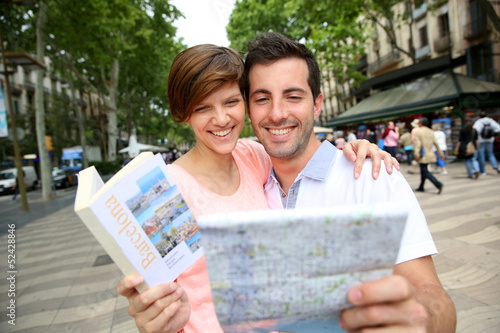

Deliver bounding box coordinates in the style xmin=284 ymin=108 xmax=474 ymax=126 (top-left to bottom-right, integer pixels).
xmin=359 ymin=0 xmax=418 ymax=63
xmin=35 ymin=0 xmax=54 ymax=200
xmin=1 ymin=0 xmax=191 ymax=174
xmin=227 ymin=0 xmax=367 ymax=81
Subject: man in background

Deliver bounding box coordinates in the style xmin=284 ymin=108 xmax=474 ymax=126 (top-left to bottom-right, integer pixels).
xmin=414 ymin=117 xmax=444 ymax=194
xmin=473 ymin=111 xmax=500 ymax=175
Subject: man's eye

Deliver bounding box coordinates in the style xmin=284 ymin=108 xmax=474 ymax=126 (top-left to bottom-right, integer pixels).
xmin=288 ymin=95 xmax=302 ymax=101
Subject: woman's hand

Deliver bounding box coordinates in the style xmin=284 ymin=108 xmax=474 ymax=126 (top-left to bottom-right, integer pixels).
xmin=343 ymin=139 xmax=400 ymax=179
xmin=116 ymin=274 xmax=190 ymax=333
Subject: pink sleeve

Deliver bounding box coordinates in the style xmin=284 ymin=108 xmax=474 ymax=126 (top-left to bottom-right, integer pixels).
xmin=236 ymin=140 xmax=272 ymax=185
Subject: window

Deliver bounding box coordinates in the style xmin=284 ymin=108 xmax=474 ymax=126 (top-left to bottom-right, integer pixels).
xmin=469 ymin=0 xmax=486 ymax=35
xmin=419 ymin=26 xmax=428 ymax=47
xmin=438 ymin=13 xmax=450 ymax=37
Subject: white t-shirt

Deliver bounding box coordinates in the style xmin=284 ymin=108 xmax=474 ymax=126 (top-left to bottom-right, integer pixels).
xmin=473 ymin=117 xmax=500 ymax=143
xmin=433 ymin=130 xmax=447 ymax=152
xmin=264 ymin=141 xmax=437 ymax=265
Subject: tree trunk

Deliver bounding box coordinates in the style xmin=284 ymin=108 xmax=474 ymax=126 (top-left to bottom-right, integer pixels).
xmin=63 ymin=61 xmax=88 ymax=169
xmin=35 ymin=0 xmax=54 ymax=200
xmin=107 ymin=58 xmax=119 ymax=162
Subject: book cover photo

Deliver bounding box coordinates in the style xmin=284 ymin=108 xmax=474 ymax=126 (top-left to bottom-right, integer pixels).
xmin=75 ymin=153 xmax=203 ymax=290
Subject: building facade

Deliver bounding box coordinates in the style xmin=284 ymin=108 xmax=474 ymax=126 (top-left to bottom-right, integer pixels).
xmin=322 ymin=0 xmax=500 ymax=131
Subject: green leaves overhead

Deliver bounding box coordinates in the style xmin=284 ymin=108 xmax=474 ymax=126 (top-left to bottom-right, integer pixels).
xmin=1 ymin=0 xmax=193 ymax=153
xmin=227 ymin=0 xmax=367 ymax=80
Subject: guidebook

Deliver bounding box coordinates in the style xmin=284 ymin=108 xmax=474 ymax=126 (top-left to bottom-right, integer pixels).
xmin=74 ymin=152 xmax=203 ymax=292
xmin=197 ymin=204 xmax=408 ymax=333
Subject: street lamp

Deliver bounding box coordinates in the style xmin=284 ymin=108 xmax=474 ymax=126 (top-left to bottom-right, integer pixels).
xmin=0 ymin=31 xmax=45 ymax=212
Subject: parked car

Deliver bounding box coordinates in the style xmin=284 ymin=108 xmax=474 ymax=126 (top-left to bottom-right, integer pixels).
xmin=52 ymin=168 xmax=78 ymax=189
xmin=0 ymin=166 xmax=38 ymax=195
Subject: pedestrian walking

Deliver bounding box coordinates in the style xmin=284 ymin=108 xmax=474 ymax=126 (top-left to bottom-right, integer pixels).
xmin=382 ymin=121 xmax=400 ymax=158
xmin=399 ymin=128 xmax=414 ymax=166
xmin=455 ymin=118 xmax=480 ymax=179
xmin=335 ymin=133 xmax=347 ymax=149
xmin=12 ymin=175 xmax=19 ymax=200
xmin=365 ymin=127 xmax=377 ymax=144
xmin=346 ymin=129 xmax=357 ymax=142
xmin=414 ymin=117 xmax=444 ymax=194
xmin=473 ymin=111 xmax=500 ymax=175
xmin=432 ymin=123 xmax=448 ymax=175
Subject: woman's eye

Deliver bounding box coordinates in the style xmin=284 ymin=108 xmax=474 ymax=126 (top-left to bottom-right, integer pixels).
xmin=194 ymin=106 xmax=208 ymax=112
xmin=225 ymin=99 xmax=240 ymax=106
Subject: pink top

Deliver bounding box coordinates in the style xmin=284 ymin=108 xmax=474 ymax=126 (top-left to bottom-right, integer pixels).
xmin=383 ymin=130 xmax=399 ymax=147
xmin=167 ymin=140 xmax=272 ymax=333
xmin=335 ymin=137 xmax=346 ymax=149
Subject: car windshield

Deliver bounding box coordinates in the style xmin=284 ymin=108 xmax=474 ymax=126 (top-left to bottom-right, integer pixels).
xmin=52 ymin=170 xmax=65 ymax=177
xmin=0 ymin=172 xmax=15 ymax=180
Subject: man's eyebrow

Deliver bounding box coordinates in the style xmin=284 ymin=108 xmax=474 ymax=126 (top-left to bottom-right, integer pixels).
xmin=249 ymin=88 xmax=271 ymax=98
xmin=283 ymin=87 xmax=307 ymax=94
xmin=250 ymin=87 xmax=307 ymax=98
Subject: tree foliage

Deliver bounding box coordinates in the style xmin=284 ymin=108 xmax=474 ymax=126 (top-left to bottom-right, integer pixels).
xmin=227 ymin=0 xmax=367 ymax=81
xmin=227 ymin=0 xmax=440 ymax=81
xmin=0 ymin=0 xmax=193 ymax=166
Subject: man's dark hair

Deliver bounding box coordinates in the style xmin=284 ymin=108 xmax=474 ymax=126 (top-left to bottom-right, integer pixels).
xmin=479 ymin=111 xmax=487 ymax=118
xmin=420 ymin=117 xmax=429 ymax=127
xmin=244 ymin=32 xmax=321 ymax=100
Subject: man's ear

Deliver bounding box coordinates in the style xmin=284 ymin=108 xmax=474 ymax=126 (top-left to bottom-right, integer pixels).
xmin=313 ymin=93 xmax=323 ymax=120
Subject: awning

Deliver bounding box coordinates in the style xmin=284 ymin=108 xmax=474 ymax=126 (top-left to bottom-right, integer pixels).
xmin=313 ymin=126 xmax=333 ymax=134
xmin=326 ymin=73 xmax=500 ymax=127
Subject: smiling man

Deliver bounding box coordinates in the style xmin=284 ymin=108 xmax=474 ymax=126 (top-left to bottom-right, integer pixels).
xmin=244 ymin=32 xmax=456 ymax=333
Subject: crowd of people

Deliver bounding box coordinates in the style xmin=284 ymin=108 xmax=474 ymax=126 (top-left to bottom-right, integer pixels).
xmin=323 ymin=110 xmax=500 ymax=186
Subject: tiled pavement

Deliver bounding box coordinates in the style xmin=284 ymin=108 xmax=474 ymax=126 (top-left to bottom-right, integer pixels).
xmin=0 ymin=160 xmax=499 ymax=333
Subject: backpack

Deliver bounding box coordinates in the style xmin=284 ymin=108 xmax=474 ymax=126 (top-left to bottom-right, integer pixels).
xmin=481 ymin=122 xmax=495 ymax=139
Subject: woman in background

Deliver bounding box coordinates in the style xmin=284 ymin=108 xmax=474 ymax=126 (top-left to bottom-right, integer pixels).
xmin=456 ymin=118 xmax=480 ymax=179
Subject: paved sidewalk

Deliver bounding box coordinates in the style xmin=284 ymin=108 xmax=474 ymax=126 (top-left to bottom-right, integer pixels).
xmin=0 ymin=161 xmax=499 ymax=332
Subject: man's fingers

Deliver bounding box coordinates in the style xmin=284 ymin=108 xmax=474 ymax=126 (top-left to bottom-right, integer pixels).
xmin=116 ymin=274 xmax=144 ymax=297
xmin=348 ymin=275 xmax=414 ymax=306
xmin=340 ymin=298 xmax=427 ymax=331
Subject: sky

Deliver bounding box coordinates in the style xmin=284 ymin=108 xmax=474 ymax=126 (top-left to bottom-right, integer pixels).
xmin=170 ymin=0 xmax=236 ymax=47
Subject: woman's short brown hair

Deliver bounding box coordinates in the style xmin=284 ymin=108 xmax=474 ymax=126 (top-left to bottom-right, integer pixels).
xmin=167 ymin=44 xmax=244 ymax=123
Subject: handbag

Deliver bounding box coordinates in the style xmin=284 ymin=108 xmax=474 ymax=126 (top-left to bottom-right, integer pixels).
xmin=465 ymin=141 xmax=475 ymax=156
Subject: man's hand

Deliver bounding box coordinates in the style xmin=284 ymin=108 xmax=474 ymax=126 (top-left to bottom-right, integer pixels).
xmin=116 ymin=274 xmax=190 ymax=333
xmin=339 ymin=275 xmax=428 ymax=332
xmin=344 ymin=139 xmax=400 ymax=179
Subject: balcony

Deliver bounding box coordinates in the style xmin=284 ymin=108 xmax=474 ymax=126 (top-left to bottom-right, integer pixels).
xmin=412 ymin=3 xmax=427 ymax=21
xmin=433 ymin=34 xmax=452 ymax=53
xmin=415 ymin=45 xmax=431 ymax=60
xmin=354 ymin=55 xmax=368 ymax=71
xmin=464 ymin=20 xmax=489 ymax=40
xmin=367 ymin=49 xmax=401 ymax=74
